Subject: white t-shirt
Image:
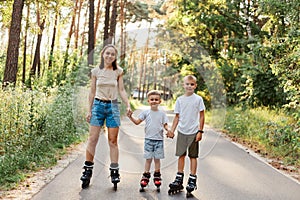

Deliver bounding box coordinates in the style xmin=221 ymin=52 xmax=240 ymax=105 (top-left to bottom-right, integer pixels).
xmin=138 ymin=109 xmax=169 ymax=140
xmin=174 ymin=93 xmax=205 ymax=135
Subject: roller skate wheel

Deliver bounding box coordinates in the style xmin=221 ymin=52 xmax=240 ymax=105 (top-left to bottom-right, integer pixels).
xmin=154 ymin=181 xmax=161 ymax=186
xmin=186 ymin=192 xmax=194 ymax=198
xmin=81 ymin=180 xmax=90 ymax=189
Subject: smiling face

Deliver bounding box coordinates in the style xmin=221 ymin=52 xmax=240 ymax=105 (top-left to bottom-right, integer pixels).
xmin=183 ymin=76 xmax=197 ymax=95
xmin=102 ymin=46 xmax=117 ymax=66
xmin=147 ymin=94 xmax=161 ymax=110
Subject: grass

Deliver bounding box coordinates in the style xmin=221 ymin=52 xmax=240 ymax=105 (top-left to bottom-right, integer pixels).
xmin=206 ymin=106 xmax=300 ymax=167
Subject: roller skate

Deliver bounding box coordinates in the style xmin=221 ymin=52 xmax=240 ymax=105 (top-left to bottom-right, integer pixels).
xmin=186 ymin=174 xmax=197 ymax=198
xmin=110 ymin=166 xmax=120 ymax=191
xmin=168 ymin=172 xmax=184 ymax=195
xmin=80 ymin=162 xmax=93 ymax=189
xmin=153 ymin=171 xmax=162 ymax=192
xmin=139 ymin=172 xmax=150 ymax=192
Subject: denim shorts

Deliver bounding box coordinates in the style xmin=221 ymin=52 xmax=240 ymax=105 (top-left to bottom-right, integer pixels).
xmin=144 ymin=139 xmax=164 ymax=159
xmin=90 ymin=99 xmax=120 ymax=128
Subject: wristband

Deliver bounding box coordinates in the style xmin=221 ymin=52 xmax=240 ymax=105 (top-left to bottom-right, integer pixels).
xmin=197 ymin=130 xmax=204 ymax=133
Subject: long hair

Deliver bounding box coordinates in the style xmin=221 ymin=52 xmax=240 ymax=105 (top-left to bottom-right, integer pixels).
xmin=99 ymin=44 xmax=118 ymax=70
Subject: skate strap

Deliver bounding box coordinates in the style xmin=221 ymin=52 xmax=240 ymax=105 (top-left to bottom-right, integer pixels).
xmin=176 ymin=174 xmax=183 ymax=179
xmin=189 ymin=175 xmax=197 ymax=180
xmin=83 ymin=165 xmax=93 ymax=169
xmin=109 ymin=167 xmax=119 ymax=170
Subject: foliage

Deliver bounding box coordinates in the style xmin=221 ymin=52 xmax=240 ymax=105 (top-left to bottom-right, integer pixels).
xmin=206 ymin=107 xmax=300 ymax=166
xmin=0 ymin=84 xmax=87 ymax=190
xmin=165 ymin=0 xmax=299 ymax=116
xmin=126 ymin=1 xmax=151 ymax=22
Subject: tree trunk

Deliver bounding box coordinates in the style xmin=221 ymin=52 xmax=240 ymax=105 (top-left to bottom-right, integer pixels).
xmin=75 ymin=0 xmax=83 ymax=50
xmin=48 ymin=12 xmax=58 ymax=70
xmin=94 ymin=0 xmax=104 ymax=44
xmin=107 ymin=0 xmax=118 ymax=44
xmin=60 ymin=1 xmax=77 ymax=83
xmin=80 ymin=6 xmax=89 ymax=56
xmin=22 ymin=3 xmax=30 ymax=84
xmin=2 ymin=0 xmax=24 ymax=88
xmin=103 ymin=0 xmax=111 ymax=46
xmin=30 ymin=9 xmax=45 ymax=79
xmin=88 ymin=0 xmax=95 ymax=66
xmin=141 ymin=47 xmax=148 ymax=101
xmin=120 ymin=0 xmax=126 ymax=61
xmin=138 ymin=48 xmax=144 ymax=100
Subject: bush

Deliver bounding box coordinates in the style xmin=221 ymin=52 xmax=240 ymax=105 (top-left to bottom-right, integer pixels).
xmin=207 ymin=107 xmax=300 ymax=166
xmin=0 ymin=84 xmax=87 ymax=189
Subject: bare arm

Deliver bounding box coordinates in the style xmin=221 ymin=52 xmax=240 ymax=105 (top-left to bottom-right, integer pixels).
xmin=117 ymin=73 xmax=131 ymax=114
xmin=164 ymin=123 xmax=173 ymax=138
xmin=168 ymin=113 xmax=179 ymax=138
xmin=127 ymin=112 xmax=143 ymax=125
xmin=171 ymin=113 xmax=179 ymax=133
xmin=199 ymin=110 xmax=205 ymax=131
xmin=86 ymin=75 xmax=96 ymax=122
xmin=163 ymin=123 xmax=169 ymax=132
xmin=195 ymin=110 xmax=205 ymax=142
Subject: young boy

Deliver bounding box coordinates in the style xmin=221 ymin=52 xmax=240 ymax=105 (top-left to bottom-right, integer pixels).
xmin=168 ymin=75 xmax=205 ymax=197
xmin=127 ymin=90 xmax=172 ymax=191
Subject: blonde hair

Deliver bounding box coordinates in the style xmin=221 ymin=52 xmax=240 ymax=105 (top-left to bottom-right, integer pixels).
xmin=184 ymin=75 xmax=197 ymax=82
xmin=147 ymin=90 xmax=161 ymax=98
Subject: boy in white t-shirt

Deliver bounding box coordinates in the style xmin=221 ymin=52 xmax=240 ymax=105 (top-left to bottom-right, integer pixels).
xmin=168 ymin=75 xmax=205 ymax=197
xmin=127 ymin=90 xmax=172 ymax=192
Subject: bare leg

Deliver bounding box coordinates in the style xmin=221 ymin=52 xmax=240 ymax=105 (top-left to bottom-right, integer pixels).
xmin=178 ymin=155 xmax=185 ymax=173
xmin=144 ymin=158 xmax=152 ymax=172
xmin=86 ymin=125 xmax=101 ymax=162
xmin=190 ymin=157 xmax=197 ymax=175
xmin=107 ymin=127 xmax=119 ymax=163
xmin=154 ymin=159 xmax=161 ymax=172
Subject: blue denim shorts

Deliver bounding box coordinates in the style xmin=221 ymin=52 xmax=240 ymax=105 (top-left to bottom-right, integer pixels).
xmin=90 ymin=99 xmax=120 ymax=128
xmin=144 ymin=139 xmax=164 ymax=159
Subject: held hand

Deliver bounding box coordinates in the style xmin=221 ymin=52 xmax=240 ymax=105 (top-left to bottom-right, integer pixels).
xmin=166 ymin=130 xmax=174 ymax=139
xmin=126 ymin=109 xmax=133 ymax=117
xmin=195 ymin=132 xmax=202 ymax=142
xmin=86 ymin=112 xmax=92 ymax=123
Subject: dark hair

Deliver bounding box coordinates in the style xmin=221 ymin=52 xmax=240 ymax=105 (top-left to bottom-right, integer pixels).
xmin=99 ymin=44 xmax=118 ymax=70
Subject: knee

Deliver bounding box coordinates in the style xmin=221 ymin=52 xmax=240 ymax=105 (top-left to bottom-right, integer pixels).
xmin=108 ymin=138 xmax=118 ymax=147
xmin=88 ymin=137 xmax=98 ymax=146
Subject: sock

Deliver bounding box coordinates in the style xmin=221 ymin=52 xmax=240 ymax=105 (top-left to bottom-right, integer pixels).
xmin=110 ymin=163 xmax=119 ymax=169
xmin=84 ymin=161 xmax=94 ymax=167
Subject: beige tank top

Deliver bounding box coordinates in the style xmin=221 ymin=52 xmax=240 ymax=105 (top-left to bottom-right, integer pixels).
xmin=91 ymin=66 xmax=123 ymax=100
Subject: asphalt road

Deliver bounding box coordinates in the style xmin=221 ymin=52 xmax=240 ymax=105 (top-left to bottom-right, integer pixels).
xmin=32 ymin=107 xmax=300 ymax=200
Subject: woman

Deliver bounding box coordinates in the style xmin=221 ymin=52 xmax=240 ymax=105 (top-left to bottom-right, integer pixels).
xmin=81 ymin=44 xmax=131 ymax=189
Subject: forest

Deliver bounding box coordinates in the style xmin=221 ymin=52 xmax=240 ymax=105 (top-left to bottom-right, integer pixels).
xmin=0 ymin=0 xmax=299 ymax=189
